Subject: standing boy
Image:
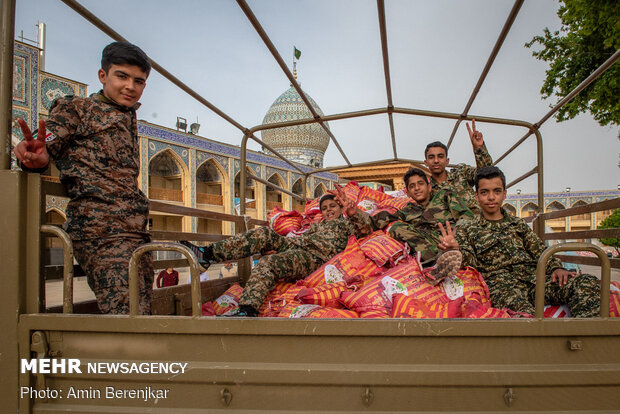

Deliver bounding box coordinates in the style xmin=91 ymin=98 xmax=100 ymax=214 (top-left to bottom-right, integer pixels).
xmin=424 ymin=120 xmax=493 ymax=214
xmin=14 ymin=42 xmax=154 ymax=314
xmin=441 ymin=166 xmax=600 ymax=317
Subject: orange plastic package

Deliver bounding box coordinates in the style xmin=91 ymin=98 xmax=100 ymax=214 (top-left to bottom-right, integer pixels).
xmin=302 ymin=235 xmax=380 ymax=288
xmin=359 ymin=231 xmax=409 ymax=267
xmin=278 ymin=303 xmax=359 ymax=318
xmin=268 ymin=206 xmax=303 ymax=236
xmin=392 ymin=294 xmax=464 ymax=318
xmin=340 ymin=256 xmax=449 ymax=314
xmin=212 ymin=283 xmax=244 ymax=316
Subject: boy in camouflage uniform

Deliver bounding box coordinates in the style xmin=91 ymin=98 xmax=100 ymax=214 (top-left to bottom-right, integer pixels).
xmin=424 ymin=119 xmax=493 ymax=214
xmin=14 ymin=42 xmax=153 ymax=315
xmin=443 ymin=166 xmax=600 ymax=317
xmin=341 ymin=168 xmax=473 ymax=267
xmin=183 ymin=194 xmax=358 ymax=316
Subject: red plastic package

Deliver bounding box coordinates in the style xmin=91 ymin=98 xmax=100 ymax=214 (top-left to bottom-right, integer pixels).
xmin=302 ymin=235 xmax=380 ymax=288
xmin=212 ymin=283 xmax=244 ymax=316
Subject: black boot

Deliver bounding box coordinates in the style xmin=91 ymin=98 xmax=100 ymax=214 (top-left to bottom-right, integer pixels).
xmin=179 ymin=241 xmax=215 ymax=268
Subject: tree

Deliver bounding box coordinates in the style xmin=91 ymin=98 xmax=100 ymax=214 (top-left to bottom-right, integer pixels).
xmin=598 ymin=208 xmax=620 ymax=255
xmin=525 ymin=0 xmax=619 ymax=127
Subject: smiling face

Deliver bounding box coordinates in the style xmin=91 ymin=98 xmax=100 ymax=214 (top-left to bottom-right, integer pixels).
xmin=320 ymin=198 xmax=343 ymax=221
xmin=98 ymin=63 xmax=147 ymax=107
xmin=424 ymin=146 xmax=450 ymax=178
xmin=405 ymin=174 xmax=431 ymax=204
xmin=475 ymin=177 xmax=507 ymax=220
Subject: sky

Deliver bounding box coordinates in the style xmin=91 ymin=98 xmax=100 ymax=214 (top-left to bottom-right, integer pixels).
xmin=14 ymin=0 xmax=619 ymax=194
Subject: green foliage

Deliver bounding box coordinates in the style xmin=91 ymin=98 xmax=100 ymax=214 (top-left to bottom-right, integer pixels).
xmin=525 ymin=0 xmax=620 ymax=126
xmin=598 ymin=208 xmax=620 ymax=254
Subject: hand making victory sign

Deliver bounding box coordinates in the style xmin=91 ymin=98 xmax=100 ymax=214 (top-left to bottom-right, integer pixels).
xmin=437 ymin=221 xmax=459 ymax=251
xmin=465 ymin=118 xmax=484 ymax=150
xmin=334 ymin=184 xmax=358 ymax=217
xmin=13 ymin=118 xmax=50 ymax=170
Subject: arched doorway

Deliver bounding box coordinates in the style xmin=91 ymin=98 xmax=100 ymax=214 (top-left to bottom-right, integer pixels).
xmin=45 ymin=209 xmax=66 ymax=265
xmin=546 ymin=201 xmax=566 ymax=231
xmin=196 ymin=159 xmax=224 ymax=206
xmin=148 ymin=150 xmax=185 ymax=233
xmin=314 ymin=183 xmax=327 ymax=199
xmin=234 ymin=168 xmax=257 ymax=217
xmin=266 ymin=173 xmax=285 ymax=212
xmin=521 ymin=202 xmax=538 ymax=218
xmin=291 ymin=178 xmax=305 ymax=213
xmin=503 ymin=203 xmax=517 ymax=216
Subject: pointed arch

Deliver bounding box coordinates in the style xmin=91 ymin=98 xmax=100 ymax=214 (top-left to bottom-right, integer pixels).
xmin=503 ymin=203 xmax=517 ymax=216
xmin=234 ymin=167 xmax=257 ymax=213
xmin=196 ymin=158 xmax=227 ymax=206
xmin=266 ymin=173 xmax=285 ymax=211
xmin=521 ymin=202 xmax=538 ymax=218
xmin=313 ymin=182 xmax=327 ymax=198
xmin=291 ymin=178 xmax=305 ymax=213
xmin=546 ymin=201 xmax=566 ymax=212
xmin=148 ymin=148 xmax=190 ymax=232
xmin=571 ymin=200 xmax=591 ymax=224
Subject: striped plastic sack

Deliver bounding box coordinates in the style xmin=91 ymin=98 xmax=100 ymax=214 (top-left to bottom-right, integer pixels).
xmin=212 ymin=283 xmax=244 ymax=316
xmin=268 ymin=206 xmax=303 ymax=236
xmin=462 ymin=299 xmax=511 ymax=319
xmin=377 ymin=195 xmax=413 ymax=211
xmin=302 ymin=235 xmax=380 ymax=288
xmin=258 ymin=281 xmax=295 ymax=316
xmin=440 ymin=267 xmax=491 ymax=306
xmin=359 ymin=231 xmax=409 ymax=267
xmin=303 ymin=197 xmax=321 ymax=216
xmin=296 ymin=280 xmax=361 ymax=308
xmin=201 ymin=301 xmax=216 ymax=316
xmin=358 ymin=309 xmax=391 ymax=318
xmin=260 ymin=285 xmax=304 ymax=317
xmin=339 ymin=256 xmax=449 ymax=314
xmin=335 ymin=181 xmax=362 ymax=210
xmin=391 ymin=294 xmax=464 ymax=318
xmin=278 ymin=303 xmax=359 ymax=318
xmin=543 ymin=305 xmax=571 ymax=318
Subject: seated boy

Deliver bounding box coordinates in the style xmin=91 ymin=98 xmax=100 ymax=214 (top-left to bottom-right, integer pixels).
xmin=440 ymin=166 xmax=600 ymax=317
xmin=182 ymin=194 xmax=357 ymax=317
xmin=13 ymin=42 xmax=154 ymax=314
xmin=338 ymin=167 xmax=471 ymax=278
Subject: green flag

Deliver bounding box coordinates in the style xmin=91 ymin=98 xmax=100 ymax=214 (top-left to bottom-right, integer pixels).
xmin=294 ymin=46 xmax=301 ymax=60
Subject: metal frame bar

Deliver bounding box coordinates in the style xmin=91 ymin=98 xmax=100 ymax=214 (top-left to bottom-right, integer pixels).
xmin=40 ymin=225 xmax=74 ymax=314
xmin=535 ymin=243 xmax=611 ymax=318
xmin=128 ymin=242 xmax=202 ymax=317
xmin=376 ymin=0 xmax=397 ymax=160
xmin=446 ymin=0 xmax=524 ymax=149
xmin=0 ymin=0 xmax=16 ymax=170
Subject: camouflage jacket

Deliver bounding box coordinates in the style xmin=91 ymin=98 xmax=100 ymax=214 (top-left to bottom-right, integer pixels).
xmin=430 ymin=144 xmax=492 ymax=214
xmin=43 ymin=91 xmax=149 ymax=240
xmin=348 ymin=188 xmax=474 ymax=240
xmin=288 ymin=217 xmax=357 ymax=262
xmin=456 ymin=208 xmax=563 ymax=283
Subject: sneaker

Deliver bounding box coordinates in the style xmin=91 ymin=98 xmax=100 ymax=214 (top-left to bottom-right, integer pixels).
xmin=179 ymin=240 xmax=214 ymax=268
xmin=425 ymin=250 xmax=462 ymax=285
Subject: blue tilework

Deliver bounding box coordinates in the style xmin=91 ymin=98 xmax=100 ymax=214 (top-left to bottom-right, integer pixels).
xmin=147 ymin=139 xmax=189 ymax=168
xmin=14 ymin=42 xmax=38 ymax=131
xmin=39 ymin=74 xmax=81 ymax=113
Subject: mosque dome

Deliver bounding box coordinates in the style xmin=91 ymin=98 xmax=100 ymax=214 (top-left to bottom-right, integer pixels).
xmin=261 ymin=86 xmax=330 ymax=168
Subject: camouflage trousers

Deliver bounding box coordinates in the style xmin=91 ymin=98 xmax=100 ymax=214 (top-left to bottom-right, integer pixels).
xmin=486 ymin=272 xmax=600 ymax=317
xmin=73 ymin=235 xmax=153 ymax=315
xmin=388 ymin=222 xmax=440 ymax=264
xmin=213 ymin=226 xmax=323 ymax=310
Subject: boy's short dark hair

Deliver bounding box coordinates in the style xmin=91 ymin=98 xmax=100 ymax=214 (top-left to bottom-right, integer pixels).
xmin=424 ymin=141 xmax=448 ymax=158
xmin=101 ymin=42 xmax=151 ymax=76
xmin=475 ymin=166 xmax=506 ymax=190
xmin=319 ymin=193 xmax=336 ymax=207
xmin=403 ymin=168 xmax=428 ymax=187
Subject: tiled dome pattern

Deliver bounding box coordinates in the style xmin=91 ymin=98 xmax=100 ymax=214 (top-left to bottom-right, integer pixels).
xmin=261 ymin=86 xmax=330 ymax=167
